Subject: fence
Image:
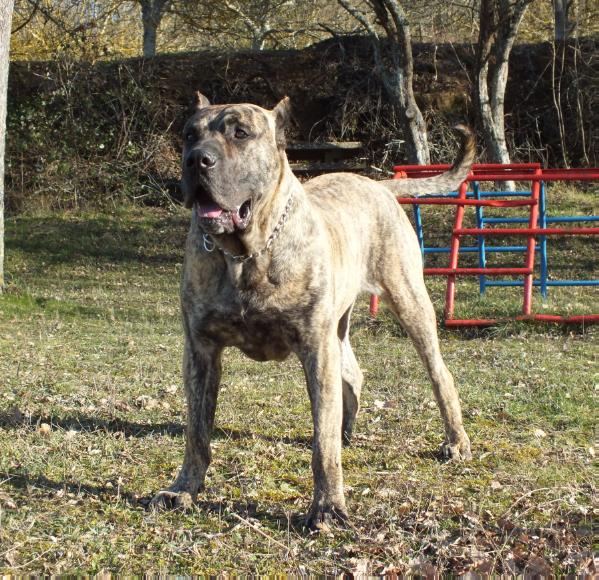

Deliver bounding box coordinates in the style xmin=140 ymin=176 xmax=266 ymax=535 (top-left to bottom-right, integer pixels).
xmin=369 ymin=165 xmax=599 ymax=326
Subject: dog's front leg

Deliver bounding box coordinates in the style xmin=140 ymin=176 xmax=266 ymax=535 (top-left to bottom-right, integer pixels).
xmin=300 ymin=333 xmax=348 ymax=529
xmin=150 ymin=338 xmax=222 ymax=510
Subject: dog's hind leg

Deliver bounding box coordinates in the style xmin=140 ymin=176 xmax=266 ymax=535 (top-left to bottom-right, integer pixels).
xmin=338 ymin=305 xmax=363 ymax=446
xmin=382 ymin=270 xmax=471 ymax=461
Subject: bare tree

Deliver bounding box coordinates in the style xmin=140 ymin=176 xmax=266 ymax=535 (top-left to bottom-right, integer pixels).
xmin=338 ymin=0 xmax=430 ymax=164
xmin=139 ymin=0 xmax=171 ymax=57
xmin=474 ymin=0 xmax=533 ymax=171
xmin=219 ymin=0 xmax=287 ymax=50
xmin=553 ymin=0 xmax=571 ymax=41
xmin=0 ymin=0 xmax=14 ymax=290
xmin=167 ymin=0 xmax=325 ymax=51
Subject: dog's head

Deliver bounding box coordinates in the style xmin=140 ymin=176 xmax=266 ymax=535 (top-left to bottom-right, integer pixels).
xmin=181 ymin=92 xmax=290 ymax=235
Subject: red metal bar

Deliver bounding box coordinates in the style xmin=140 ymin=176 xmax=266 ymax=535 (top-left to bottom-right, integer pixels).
xmin=396 ymin=198 xmax=536 ymax=207
xmin=542 ymin=168 xmax=599 ymax=174
xmin=529 ymin=314 xmax=599 ymax=324
xmin=444 ymin=179 xmax=469 ymax=320
xmin=444 ymin=319 xmax=498 ymax=327
xmin=394 ymin=162 xmax=541 ymax=172
xmin=445 ymin=314 xmax=599 ymax=327
xmin=454 ymin=227 xmax=599 ymax=236
xmin=464 ymin=172 xmax=599 ymax=181
xmin=425 ymin=267 xmax=532 ymax=276
xmin=393 ymin=169 xmax=599 ymax=182
xmin=522 ymin=169 xmax=541 ymax=315
xmin=472 ymin=163 xmax=541 ymax=170
xmin=369 ymin=294 xmax=379 ymax=317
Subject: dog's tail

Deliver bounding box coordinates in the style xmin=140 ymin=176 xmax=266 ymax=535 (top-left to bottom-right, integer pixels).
xmin=381 ymin=124 xmax=475 ymax=195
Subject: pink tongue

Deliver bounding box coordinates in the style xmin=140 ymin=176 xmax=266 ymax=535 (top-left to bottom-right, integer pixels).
xmin=197 ymin=202 xmax=223 ymax=218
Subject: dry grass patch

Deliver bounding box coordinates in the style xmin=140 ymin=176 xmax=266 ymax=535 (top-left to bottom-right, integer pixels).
xmin=0 ymin=204 xmax=596 ymax=574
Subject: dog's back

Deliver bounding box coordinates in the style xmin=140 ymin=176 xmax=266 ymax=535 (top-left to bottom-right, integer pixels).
xmin=304 ymin=172 xmax=423 ymax=300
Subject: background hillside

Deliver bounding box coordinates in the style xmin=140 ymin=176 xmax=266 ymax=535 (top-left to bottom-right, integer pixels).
xmin=6 ymin=36 xmax=597 ymax=212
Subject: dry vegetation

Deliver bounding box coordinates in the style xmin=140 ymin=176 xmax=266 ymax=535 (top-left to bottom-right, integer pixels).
xmin=6 ymin=36 xmax=597 ymax=216
xmin=0 ymin=188 xmax=596 ymax=574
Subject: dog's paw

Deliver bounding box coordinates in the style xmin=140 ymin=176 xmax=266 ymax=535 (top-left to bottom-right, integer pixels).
xmin=342 ymin=429 xmax=353 ymax=447
xmin=305 ymin=502 xmax=349 ymax=532
xmin=149 ymin=489 xmax=194 ymax=511
xmin=440 ymin=432 xmax=472 ymax=461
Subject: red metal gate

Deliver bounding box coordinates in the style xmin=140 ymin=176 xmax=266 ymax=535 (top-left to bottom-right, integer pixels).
xmin=370 ymin=165 xmax=599 ymax=326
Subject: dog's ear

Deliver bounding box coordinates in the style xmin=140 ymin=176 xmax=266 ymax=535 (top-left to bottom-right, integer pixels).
xmin=195 ymin=91 xmax=211 ymax=110
xmin=273 ymin=96 xmax=291 ymax=148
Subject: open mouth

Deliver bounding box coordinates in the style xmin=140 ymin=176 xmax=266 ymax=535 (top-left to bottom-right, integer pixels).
xmin=194 ymin=186 xmax=252 ymax=232
xmin=232 ymin=199 xmax=252 ymax=228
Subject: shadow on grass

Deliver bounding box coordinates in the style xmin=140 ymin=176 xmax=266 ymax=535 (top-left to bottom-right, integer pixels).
xmin=6 ymin=214 xmax=188 ymax=266
xmin=1 ymin=471 xmax=306 ymax=532
xmin=353 ymin=312 xmax=588 ymax=340
xmin=0 ymin=411 xmax=311 ymax=447
xmin=1 ymin=292 xmax=110 ymax=320
xmin=1 ymin=471 xmax=141 ymax=506
xmin=0 ymin=411 xmax=183 ymax=437
xmin=214 ymin=427 xmax=311 ymax=448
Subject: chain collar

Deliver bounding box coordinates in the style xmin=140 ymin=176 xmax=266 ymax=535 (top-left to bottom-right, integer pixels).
xmin=201 ymin=192 xmax=295 ymax=263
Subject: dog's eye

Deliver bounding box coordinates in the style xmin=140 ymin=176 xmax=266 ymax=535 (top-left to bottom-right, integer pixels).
xmin=234 ymin=128 xmax=249 ymax=139
xmin=185 ymin=132 xmax=195 ymax=143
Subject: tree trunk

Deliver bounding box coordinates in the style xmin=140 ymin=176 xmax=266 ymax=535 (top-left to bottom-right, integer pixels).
xmin=553 ymin=0 xmax=568 ymax=41
xmin=0 ymin=0 xmax=14 ymax=291
xmin=477 ymin=56 xmax=510 ymax=165
xmin=386 ymin=1 xmax=430 ymax=164
xmin=339 ymin=0 xmax=430 ymax=164
xmin=140 ymin=0 xmax=167 ymax=58
xmin=475 ymin=0 xmax=531 ymax=185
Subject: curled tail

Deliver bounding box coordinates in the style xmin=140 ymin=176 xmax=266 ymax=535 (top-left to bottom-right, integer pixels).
xmin=382 ymin=125 xmax=475 ymax=195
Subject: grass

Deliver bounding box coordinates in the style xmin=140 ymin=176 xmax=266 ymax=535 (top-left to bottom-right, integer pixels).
xmin=0 ymin=188 xmax=597 ymax=574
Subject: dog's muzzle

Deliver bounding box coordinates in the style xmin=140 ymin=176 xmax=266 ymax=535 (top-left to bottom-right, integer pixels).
xmin=195 ymin=197 xmax=252 ymax=233
xmin=184 ymin=147 xmax=253 ymax=233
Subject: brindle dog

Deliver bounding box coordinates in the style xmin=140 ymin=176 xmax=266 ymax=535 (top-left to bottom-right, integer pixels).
xmin=150 ymin=93 xmax=474 ymax=529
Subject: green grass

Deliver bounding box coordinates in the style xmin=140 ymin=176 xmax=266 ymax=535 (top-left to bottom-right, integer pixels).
xmin=0 ymin=195 xmax=596 ymax=575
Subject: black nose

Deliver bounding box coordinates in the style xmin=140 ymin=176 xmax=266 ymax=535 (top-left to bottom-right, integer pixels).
xmin=186 ymin=148 xmax=217 ymax=170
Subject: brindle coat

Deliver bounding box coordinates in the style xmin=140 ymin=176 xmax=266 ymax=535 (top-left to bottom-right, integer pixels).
xmin=150 ymin=94 xmax=474 ymax=528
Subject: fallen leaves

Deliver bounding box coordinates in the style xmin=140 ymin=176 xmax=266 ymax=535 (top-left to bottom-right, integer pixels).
xmin=134 ymin=395 xmax=170 ymax=411
xmin=37 ymin=423 xmax=52 ymax=436
xmin=0 ymin=491 xmax=17 ymax=510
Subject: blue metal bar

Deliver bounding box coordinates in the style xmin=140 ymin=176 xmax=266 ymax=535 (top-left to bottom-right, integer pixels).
xmin=415 ymin=190 xmax=533 ymax=199
xmin=546 ymin=216 xmax=599 ymax=223
xmin=473 ymin=181 xmax=487 ymax=294
xmin=544 ymin=280 xmax=599 ymax=287
xmin=482 ymin=217 xmax=530 ymax=224
xmin=423 ymin=245 xmax=538 ymax=254
xmin=539 ymin=182 xmax=548 ymax=299
xmin=478 ymin=191 xmax=534 ymax=197
xmin=483 ymin=215 xmax=599 ymax=224
xmin=413 ymin=204 xmax=425 ymax=263
xmin=487 ymin=280 xmax=599 ymax=287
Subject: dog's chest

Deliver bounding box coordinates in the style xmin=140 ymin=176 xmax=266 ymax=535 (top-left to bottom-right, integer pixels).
xmin=197 ymin=301 xmax=298 ymax=361
xmin=187 ymin=277 xmax=305 ymax=362
xmin=184 ymin=246 xmax=320 ymax=360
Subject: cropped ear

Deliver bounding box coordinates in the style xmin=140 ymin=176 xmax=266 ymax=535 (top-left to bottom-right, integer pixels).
xmin=194 ymin=91 xmax=211 ymax=110
xmin=273 ymin=96 xmax=291 ymax=148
